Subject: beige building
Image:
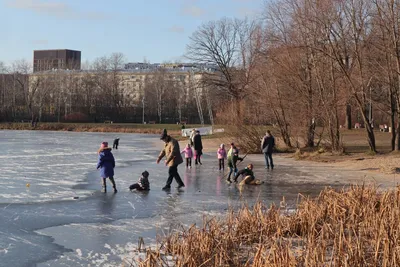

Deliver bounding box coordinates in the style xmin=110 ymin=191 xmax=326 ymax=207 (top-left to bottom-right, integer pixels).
xmin=28 ymin=68 xmax=206 ymax=109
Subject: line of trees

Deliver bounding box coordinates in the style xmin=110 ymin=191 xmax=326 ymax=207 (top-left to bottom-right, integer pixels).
xmin=186 ymin=0 xmax=400 ymax=153
xmin=0 ymin=54 xmax=213 ymax=124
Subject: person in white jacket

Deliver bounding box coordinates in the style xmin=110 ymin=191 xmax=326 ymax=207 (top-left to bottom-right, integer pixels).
xmin=189 ymin=128 xmax=196 ymax=146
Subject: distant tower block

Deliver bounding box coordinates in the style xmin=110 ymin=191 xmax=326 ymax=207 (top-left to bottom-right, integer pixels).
xmin=33 ymin=49 xmax=81 ymax=72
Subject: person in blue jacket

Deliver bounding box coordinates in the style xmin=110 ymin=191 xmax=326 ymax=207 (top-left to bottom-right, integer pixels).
xmin=96 ymin=142 xmax=117 ymax=193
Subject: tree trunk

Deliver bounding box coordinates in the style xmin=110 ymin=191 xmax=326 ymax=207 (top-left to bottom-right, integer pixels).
xmin=396 ymin=114 xmax=400 ymax=151
xmin=345 ymin=104 xmax=352 ymax=130
xmin=359 ymin=106 xmax=376 ymax=152
xmin=390 ymin=95 xmax=396 ymax=151
xmin=273 ymin=109 xmax=292 ymax=148
xmin=306 ymin=118 xmax=315 ymax=147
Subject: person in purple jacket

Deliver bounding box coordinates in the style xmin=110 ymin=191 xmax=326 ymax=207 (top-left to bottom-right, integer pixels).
xmin=96 ymin=142 xmax=117 ymax=193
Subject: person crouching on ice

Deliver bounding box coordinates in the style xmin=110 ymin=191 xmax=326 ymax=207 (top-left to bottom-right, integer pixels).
xmin=234 ymin=164 xmax=256 ymax=185
xmin=129 ymin=171 xmax=150 ymax=191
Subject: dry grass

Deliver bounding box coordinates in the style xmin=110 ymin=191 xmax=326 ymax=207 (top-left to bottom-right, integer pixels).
xmin=0 ymin=122 xmax=184 ymax=136
xmin=130 ymin=185 xmax=400 ymax=266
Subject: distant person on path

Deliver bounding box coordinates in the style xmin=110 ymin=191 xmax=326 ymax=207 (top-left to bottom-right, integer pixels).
xmin=261 ymin=130 xmax=275 ymax=169
xmin=113 ymin=138 xmax=120 ymax=150
xmin=129 ymin=171 xmax=150 ymax=191
xmin=181 ymin=123 xmax=186 ymax=130
xmin=181 ymin=143 xmax=193 ymax=168
xmin=193 ymin=130 xmax=203 ymax=165
xmin=217 ymin=143 xmax=227 ymax=171
xmin=234 ymin=164 xmax=255 ymax=184
xmin=157 ymin=129 xmax=185 ymax=190
xmin=227 ymin=143 xmax=243 ymax=183
xmin=96 ymin=142 xmax=117 ymax=193
xmin=189 ymin=128 xmax=196 ymax=146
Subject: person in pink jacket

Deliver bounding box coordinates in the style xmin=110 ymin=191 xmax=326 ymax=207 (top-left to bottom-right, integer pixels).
xmin=181 ymin=143 xmax=193 ymax=168
xmin=217 ymin=143 xmax=227 ymax=171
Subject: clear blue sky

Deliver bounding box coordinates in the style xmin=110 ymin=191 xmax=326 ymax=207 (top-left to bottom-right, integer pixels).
xmin=0 ymin=0 xmax=262 ymax=65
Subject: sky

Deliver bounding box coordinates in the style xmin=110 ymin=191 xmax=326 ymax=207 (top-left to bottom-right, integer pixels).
xmin=0 ymin=0 xmax=262 ymax=66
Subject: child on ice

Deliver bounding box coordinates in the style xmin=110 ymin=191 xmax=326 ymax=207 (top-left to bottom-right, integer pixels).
xmin=181 ymin=143 xmax=193 ymax=168
xmin=129 ymin=171 xmax=150 ymax=191
xmin=96 ymin=141 xmax=117 ymax=193
xmin=217 ymin=144 xmax=227 ymax=171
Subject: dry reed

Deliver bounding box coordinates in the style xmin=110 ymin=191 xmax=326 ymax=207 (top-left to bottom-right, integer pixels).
xmin=131 ymin=185 xmax=400 ymax=266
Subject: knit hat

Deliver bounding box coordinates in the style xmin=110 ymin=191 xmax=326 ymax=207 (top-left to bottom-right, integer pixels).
xmin=160 ymin=129 xmax=168 ymax=140
xmin=142 ymin=171 xmax=149 ymax=178
xmin=101 ymin=142 xmax=108 ymax=148
xmin=247 ymin=164 xmax=254 ymax=170
xmin=220 ymin=143 xmax=224 ymax=148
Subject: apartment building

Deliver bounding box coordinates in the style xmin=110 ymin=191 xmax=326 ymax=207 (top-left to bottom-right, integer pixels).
xmin=28 ymin=68 xmax=205 ymax=108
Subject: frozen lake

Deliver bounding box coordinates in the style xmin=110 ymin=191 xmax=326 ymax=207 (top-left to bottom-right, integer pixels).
xmin=0 ymin=130 xmax=392 ymax=266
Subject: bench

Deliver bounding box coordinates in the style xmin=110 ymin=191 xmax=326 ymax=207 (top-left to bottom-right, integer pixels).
xmin=148 ymin=121 xmax=156 ymax=124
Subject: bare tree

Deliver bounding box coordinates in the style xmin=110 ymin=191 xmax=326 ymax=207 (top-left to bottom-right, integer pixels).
xmin=187 ymin=18 xmax=262 ymax=124
xmin=93 ymin=53 xmax=127 ymax=120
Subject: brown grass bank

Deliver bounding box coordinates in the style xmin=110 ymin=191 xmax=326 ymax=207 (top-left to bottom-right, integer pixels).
xmin=129 ymin=185 xmax=400 ymax=266
xmin=0 ymin=122 xmax=195 ymax=136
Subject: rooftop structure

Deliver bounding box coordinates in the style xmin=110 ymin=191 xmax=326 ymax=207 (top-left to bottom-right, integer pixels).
xmin=33 ymin=49 xmax=81 ymax=72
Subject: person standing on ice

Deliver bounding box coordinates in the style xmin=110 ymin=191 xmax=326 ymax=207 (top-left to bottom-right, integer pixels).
xmin=181 ymin=143 xmax=193 ymax=168
xmin=261 ymin=130 xmax=275 ymax=169
xmin=113 ymin=138 xmax=120 ymax=150
xmin=193 ymin=130 xmax=203 ymax=165
xmin=227 ymin=143 xmax=243 ymax=183
xmin=97 ymin=142 xmax=117 ymax=193
xmin=157 ymin=129 xmax=185 ymax=190
xmin=217 ymin=143 xmax=227 ymax=171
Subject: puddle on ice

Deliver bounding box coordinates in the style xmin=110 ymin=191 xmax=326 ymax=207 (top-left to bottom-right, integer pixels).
xmin=0 ymin=130 xmax=394 ymax=266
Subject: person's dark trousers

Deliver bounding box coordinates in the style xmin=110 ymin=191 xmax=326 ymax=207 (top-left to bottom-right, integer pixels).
xmin=113 ymin=144 xmax=118 ymax=149
xmin=219 ymin=159 xmax=224 ymax=170
xmin=186 ymin=158 xmax=191 ymax=168
xmin=165 ymin=165 xmax=184 ymax=187
xmin=264 ymin=152 xmax=274 ymax=169
xmin=129 ymin=183 xmax=143 ymax=191
xmin=227 ymin=166 xmax=237 ymax=181
xmin=195 ymin=151 xmax=202 ymax=165
xmin=109 ymin=177 xmax=118 ymax=192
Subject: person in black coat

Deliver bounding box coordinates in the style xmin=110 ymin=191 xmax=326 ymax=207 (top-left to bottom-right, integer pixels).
xmin=193 ymin=130 xmax=203 ymax=165
xmin=113 ymin=138 xmax=120 ymax=149
xmin=261 ymin=130 xmax=275 ymax=169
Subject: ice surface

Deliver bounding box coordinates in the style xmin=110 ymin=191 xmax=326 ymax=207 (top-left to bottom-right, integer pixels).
xmin=0 ymin=130 xmax=393 ymax=266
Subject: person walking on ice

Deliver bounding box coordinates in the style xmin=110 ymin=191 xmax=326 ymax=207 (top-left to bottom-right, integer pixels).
xmin=113 ymin=138 xmax=120 ymax=150
xmin=217 ymin=143 xmax=227 ymax=171
xmin=227 ymin=143 xmax=243 ymax=183
xmin=181 ymin=143 xmax=193 ymax=168
xmin=261 ymin=130 xmax=275 ymax=169
xmin=96 ymin=142 xmax=117 ymax=193
xmin=193 ymin=130 xmax=203 ymax=165
xmin=157 ymin=129 xmax=185 ymax=190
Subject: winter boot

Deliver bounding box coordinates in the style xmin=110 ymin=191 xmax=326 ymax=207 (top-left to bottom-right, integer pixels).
xmin=109 ymin=177 xmax=118 ymax=193
xmin=101 ymin=178 xmax=107 ymax=193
